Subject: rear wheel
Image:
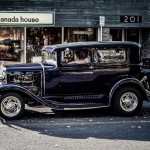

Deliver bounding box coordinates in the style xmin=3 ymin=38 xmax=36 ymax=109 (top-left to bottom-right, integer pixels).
xmin=113 ymin=87 xmax=143 ymax=116
xmin=0 ymin=93 xmax=25 ymax=120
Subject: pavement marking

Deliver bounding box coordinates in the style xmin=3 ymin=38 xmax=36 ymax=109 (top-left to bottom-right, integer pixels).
xmin=0 ymin=120 xmax=150 ymax=128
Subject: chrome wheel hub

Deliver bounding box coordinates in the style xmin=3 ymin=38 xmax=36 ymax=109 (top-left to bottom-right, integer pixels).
xmin=1 ymin=96 xmax=21 ymax=117
xmin=120 ymin=92 xmax=138 ymax=112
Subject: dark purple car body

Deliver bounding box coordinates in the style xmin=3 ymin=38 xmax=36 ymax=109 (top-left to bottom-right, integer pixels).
xmin=0 ymin=41 xmax=150 ymax=119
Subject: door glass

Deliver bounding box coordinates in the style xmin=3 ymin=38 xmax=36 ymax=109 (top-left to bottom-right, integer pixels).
xmin=60 ymin=48 xmax=91 ymax=66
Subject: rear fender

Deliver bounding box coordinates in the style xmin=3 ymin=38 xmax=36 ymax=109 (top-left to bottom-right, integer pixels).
xmin=109 ymin=78 xmax=148 ymax=105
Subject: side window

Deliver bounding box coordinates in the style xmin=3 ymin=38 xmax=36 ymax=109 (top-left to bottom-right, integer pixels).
xmin=60 ymin=48 xmax=91 ymax=66
xmin=61 ymin=48 xmax=74 ymax=64
xmin=94 ymin=48 xmax=126 ymax=64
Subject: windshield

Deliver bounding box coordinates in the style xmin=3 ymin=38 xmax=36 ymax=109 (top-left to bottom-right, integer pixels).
xmin=42 ymin=51 xmax=57 ymax=66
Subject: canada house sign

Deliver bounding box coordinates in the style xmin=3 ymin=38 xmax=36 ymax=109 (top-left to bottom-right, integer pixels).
xmin=0 ymin=12 xmax=55 ymax=26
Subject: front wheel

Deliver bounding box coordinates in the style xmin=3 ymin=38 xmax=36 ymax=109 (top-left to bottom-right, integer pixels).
xmin=0 ymin=93 xmax=25 ymax=120
xmin=113 ymin=87 xmax=143 ymax=116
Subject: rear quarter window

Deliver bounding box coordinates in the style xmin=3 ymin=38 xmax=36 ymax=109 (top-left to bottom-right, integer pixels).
xmin=94 ymin=48 xmax=126 ymax=64
xmin=130 ymin=47 xmax=141 ymax=64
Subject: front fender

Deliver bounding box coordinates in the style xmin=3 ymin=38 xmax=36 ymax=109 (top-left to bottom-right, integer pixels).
xmin=109 ymin=78 xmax=148 ymax=104
xmin=0 ymin=84 xmax=52 ymax=107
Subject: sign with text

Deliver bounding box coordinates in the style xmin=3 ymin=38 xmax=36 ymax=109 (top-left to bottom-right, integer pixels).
xmin=99 ymin=16 xmax=105 ymax=26
xmin=120 ymin=16 xmax=142 ymax=23
xmin=0 ymin=12 xmax=55 ymax=26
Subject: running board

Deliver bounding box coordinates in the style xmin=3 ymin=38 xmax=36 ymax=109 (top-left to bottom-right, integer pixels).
xmin=39 ymin=94 xmax=109 ymax=110
xmin=50 ymin=101 xmax=110 ymax=110
xmin=42 ymin=94 xmax=108 ymax=103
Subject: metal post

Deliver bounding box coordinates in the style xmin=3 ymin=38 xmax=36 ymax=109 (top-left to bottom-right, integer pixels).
xmin=100 ymin=26 xmax=102 ymax=41
xmin=24 ymin=26 xmax=26 ymax=63
xmin=122 ymin=29 xmax=125 ymax=41
xmin=139 ymin=29 xmax=142 ymax=44
xmin=99 ymin=16 xmax=105 ymax=41
xmin=98 ymin=27 xmax=100 ymax=41
xmin=62 ymin=27 xmax=64 ymax=43
xmin=98 ymin=27 xmax=102 ymax=41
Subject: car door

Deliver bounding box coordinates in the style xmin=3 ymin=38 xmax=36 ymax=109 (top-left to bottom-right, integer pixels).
xmin=59 ymin=64 xmax=94 ymax=95
xmin=92 ymin=47 xmax=129 ymax=94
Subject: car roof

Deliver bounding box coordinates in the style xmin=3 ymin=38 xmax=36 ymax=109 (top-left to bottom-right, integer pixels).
xmin=41 ymin=41 xmax=141 ymax=52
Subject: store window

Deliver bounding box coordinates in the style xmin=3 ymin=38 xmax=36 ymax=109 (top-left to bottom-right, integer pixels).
xmin=0 ymin=27 xmax=23 ymax=63
xmin=125 ymin=29 xmax=139 ymax=43
xmin=64 ymin=28 xmax=97 ymax=43
xmin=110 ymin=29 xmax=122 ymax=41
xmin=27 ymin=27 xmax=61 ymax=63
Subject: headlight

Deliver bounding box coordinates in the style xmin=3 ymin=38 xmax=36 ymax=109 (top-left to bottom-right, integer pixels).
xmin=0 ymin=62 xmax=6 ymax=84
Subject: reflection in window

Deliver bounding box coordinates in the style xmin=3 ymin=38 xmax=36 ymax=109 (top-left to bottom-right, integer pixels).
xmin=42 ymin=51 xmax=57 ymax=62
xmin=64 ymin=28 xmax=97 ymax=43
xmin=94 ymin=48 xmax=126 ymax=63
xmin=27 ymin=27 xmax=61 ymax=63
xmin=0 ymin=27 xmax=23 ymax=62
xmin=42 ymin=50 xmax=57 ymax=66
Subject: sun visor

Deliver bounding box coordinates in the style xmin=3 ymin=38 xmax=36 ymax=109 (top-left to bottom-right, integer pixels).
xmin=41 ymin=46 xmax=56 ymax=51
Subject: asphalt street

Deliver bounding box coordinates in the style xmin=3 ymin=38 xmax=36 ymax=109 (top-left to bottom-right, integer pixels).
xmin=0 ymin=101 xmax=150 ymax=150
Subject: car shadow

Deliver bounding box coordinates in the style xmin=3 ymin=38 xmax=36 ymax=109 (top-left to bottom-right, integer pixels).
xmin=1 ymin=101 xmax=150 ymax=141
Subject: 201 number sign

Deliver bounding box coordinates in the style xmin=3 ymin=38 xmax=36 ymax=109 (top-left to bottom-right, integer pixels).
xmin=120 ymin=16 xmax=142 ymax=23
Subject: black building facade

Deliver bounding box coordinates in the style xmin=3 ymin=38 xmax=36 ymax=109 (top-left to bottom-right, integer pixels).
xmin=0 ymin=0 xmax=150 ymax=63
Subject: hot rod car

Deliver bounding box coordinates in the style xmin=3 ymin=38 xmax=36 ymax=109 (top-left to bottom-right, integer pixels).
xmin=0 ymin=41 xmax=150 ymax=119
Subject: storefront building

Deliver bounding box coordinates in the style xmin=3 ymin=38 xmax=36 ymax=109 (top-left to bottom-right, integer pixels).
xmin=0 ymin=0 xmax=150 ymax=64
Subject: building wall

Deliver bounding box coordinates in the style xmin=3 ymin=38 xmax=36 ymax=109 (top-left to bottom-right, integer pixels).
xmin=0 ymin=0 xmax=150 ymax=58
xmin=0 ymin=0 xmax=149 ymax=27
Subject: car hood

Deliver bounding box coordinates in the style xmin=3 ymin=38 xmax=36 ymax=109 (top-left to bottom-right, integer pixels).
xmin=5 ymin=63 xmax=55 ymax=72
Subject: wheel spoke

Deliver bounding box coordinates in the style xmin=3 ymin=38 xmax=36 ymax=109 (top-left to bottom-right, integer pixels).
xmin=120 ymin=92 xmax=138 ymax=112
xmin=1 ymin=95 xmax=22 ymax=117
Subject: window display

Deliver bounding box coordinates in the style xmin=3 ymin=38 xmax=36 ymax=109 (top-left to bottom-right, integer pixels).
xmin=0 ymin=27 xmax=23 ymax=62
xmin=64 ymin=28 xmax=96 ymax=43
xmin=27 ymin=27 xmax=61 ymax=63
